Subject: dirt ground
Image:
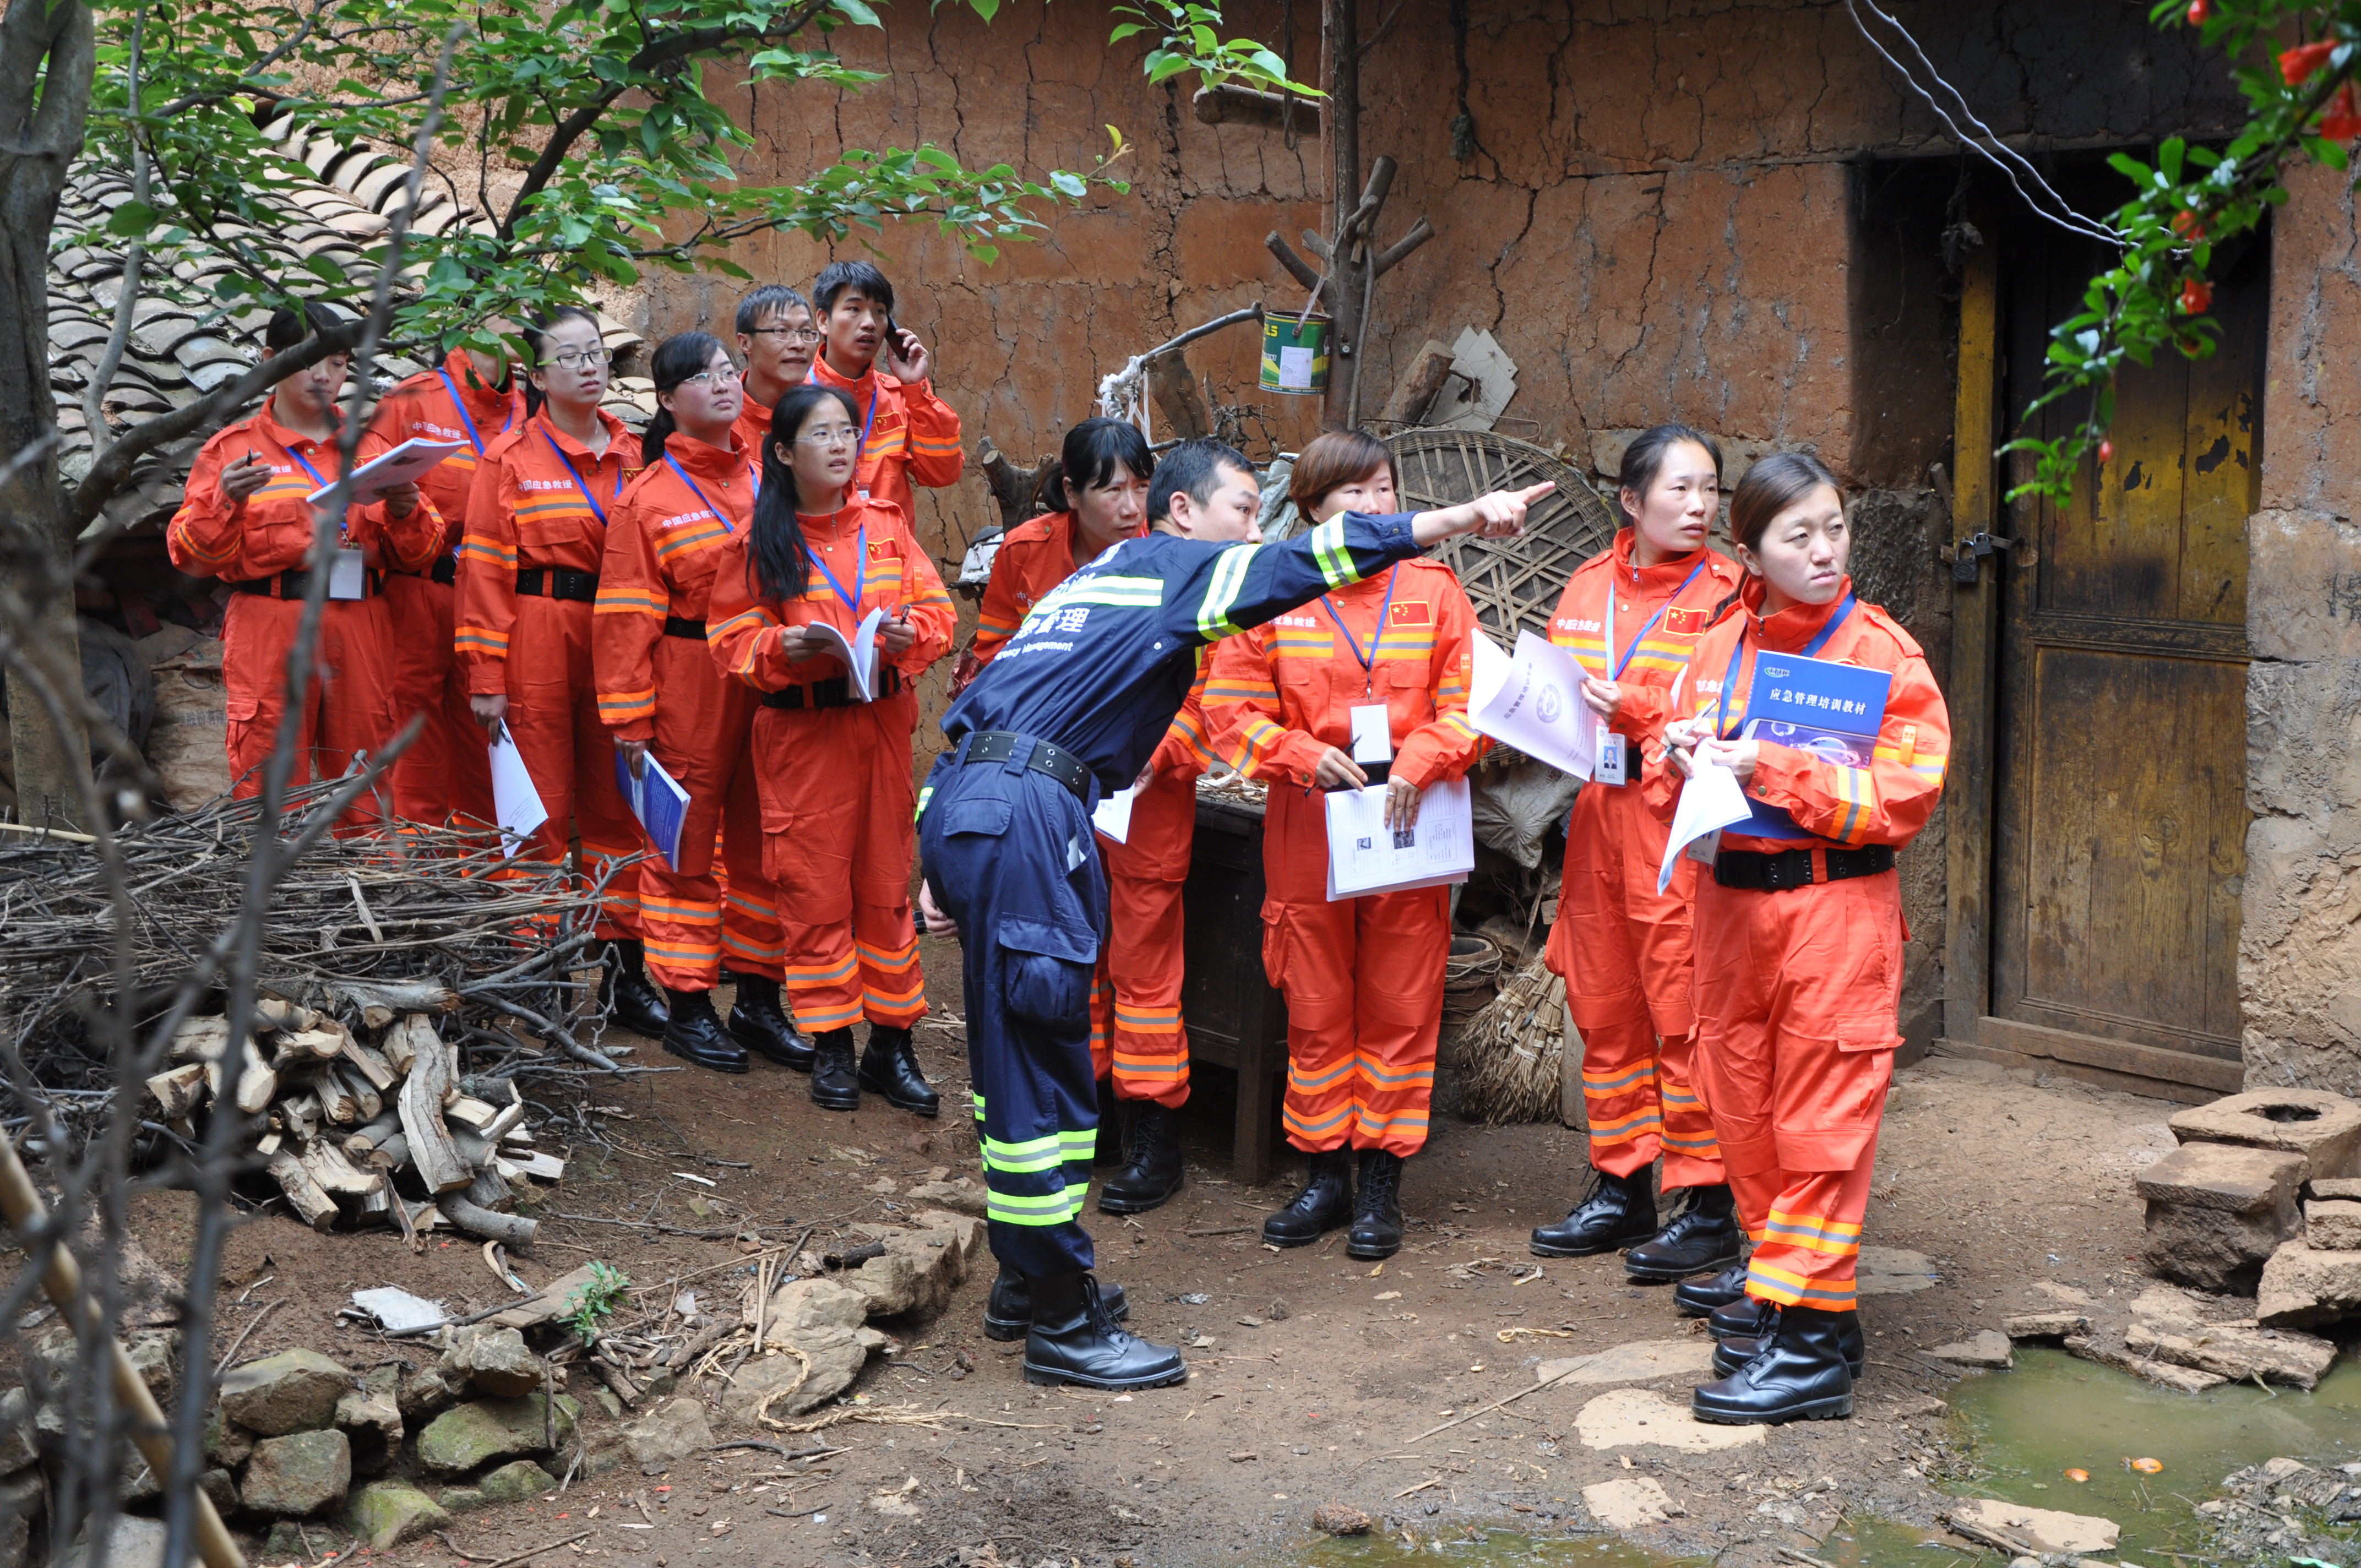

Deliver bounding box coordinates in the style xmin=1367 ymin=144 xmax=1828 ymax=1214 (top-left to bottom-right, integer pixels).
xmin=132 ymin=930 xmax=2190 ymax=1568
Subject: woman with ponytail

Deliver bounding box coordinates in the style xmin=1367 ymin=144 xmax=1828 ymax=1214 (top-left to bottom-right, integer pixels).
xmin=1529 ymin=425 xmax=1747 ymax=1300
xmin=593 ymin=333 xmax=808 ymax=1076
xmin=1650 ymin=453 xmax=1950 ymax=1425
xmin=454 ymin=306 xmax=670 ymax=1038
xmin=705 ymin=385 xmax=957 ymax=1115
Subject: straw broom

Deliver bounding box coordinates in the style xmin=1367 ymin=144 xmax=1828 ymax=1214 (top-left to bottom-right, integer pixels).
xmin=1453 ymin=951 xmax=1575 ymax=1126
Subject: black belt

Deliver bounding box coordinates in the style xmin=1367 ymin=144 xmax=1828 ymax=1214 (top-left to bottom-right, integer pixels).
xmin=662 ymin=616 xmax=705 ymax=640
xmin=1713 ymin=844 xmax=1895 ymax=892
xmin=516 ymin=568 xmax=598 ymax=602
xmin=430 ymin=556 xmax=456 ymax=586
xmin=761 ymin=666 xmax=903 ymax=710
xmin=962 ymin=731 xmax=1090 ymax=802
xmin=230 ymin=568 xmax=380 ymax=601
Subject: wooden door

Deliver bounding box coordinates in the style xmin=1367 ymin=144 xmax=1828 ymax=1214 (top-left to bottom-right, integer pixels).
xmin=1978 ymin=236 xmax=2262 ymax=1096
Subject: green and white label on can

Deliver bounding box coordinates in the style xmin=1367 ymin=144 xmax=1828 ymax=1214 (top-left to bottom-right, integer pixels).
xmin=1260 ymin=312 xmax=1330 ymax=396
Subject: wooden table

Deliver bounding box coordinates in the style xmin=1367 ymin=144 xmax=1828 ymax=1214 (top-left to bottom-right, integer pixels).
xmin=1179 ymin=793 xmax=1289 ymax=1185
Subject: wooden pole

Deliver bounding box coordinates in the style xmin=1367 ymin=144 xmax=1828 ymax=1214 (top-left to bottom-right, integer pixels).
xmin=1321 ymin=0 xmax=1359 ymax=429
xmin=1943 ymin=244 xmax=2002 ymax=1052
xmin=0 ymin=1134 xmax=247 ymax=1568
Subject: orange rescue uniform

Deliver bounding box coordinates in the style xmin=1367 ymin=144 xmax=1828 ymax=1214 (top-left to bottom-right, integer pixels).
xmin=705 ymin=497 xmax=956 ymax=1035
xmin=592 ymin=432 xmax=785 ymax=992
xmin=1204 ymin=560 xmax=1482 ymax=1157
xmin=1544 ymin=533 xmax=1743 ymax=1188
xmin=454 ymin=410 xmax=643 ymax=937
xmin=971 ymin=511 xmax=1201 ymax=1108
xmin=805 ymin=356 xmax=964 ymax=524
xmin=368 ymin=351 xmax=521 ymax=829
xmin=1646 ymin=575 xmax=1949 ymax=1313
xmin=167 ymin=412 xmax=442 ymax=823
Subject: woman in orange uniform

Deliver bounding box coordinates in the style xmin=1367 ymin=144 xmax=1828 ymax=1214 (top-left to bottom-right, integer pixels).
xmin=1652 ymin=453 xmax=1949 ymax=1424
xmin=1529 ymin=425 xmax=1746 ymax=1295
xmin=1202 ymin=431 xmax=1483 ymax=1260
xmin=594 ymin=332 xmax=806 ymax=1075
xmin=956 ymin=418 xmax=1202 ymax=1218
xmin=369 ymin=334 xmax=520 ymax=831
xmin=167 ymin=304 xmax=439 ymax=826
xmin=706 ymin=384 xmax=957 ymax=1114
xmin=455 ymin=307 xmax=669 ymax=1038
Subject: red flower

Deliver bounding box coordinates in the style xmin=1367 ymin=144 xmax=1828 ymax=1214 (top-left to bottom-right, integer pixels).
xmin=2322 ymin=82 xmax=2361 ymax=140
xmin=2097 ymin=439 xmax=2116 ymax=467
xmin=2281 ymin=40 xmax=2338 ymax=85
xmin=2172 ymin=209 xmax=2207 ymax=241
xmin=2180 ymin=277 xmax=2214 ymax=314
xmin=2188 ymin=0 xmax=2210 ymax=21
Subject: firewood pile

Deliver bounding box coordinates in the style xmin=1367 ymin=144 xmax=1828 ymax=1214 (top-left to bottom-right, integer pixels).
xmin=155 ymin=1005 xmax=564 ymax=1246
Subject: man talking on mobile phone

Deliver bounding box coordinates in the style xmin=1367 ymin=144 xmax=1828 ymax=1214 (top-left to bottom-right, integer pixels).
xmin=804 ymin=260 xmax=963 ymax=522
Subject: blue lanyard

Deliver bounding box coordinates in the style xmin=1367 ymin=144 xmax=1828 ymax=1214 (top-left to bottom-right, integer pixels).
xmin=437 ymin=369 xmax=513 ymax=455
xmin=279 ymin=442 xmax=348 ymax=543
xmin=804 ymin=514 xmax=866 ymax=612
xmin=1716 ymin=593 xmax=1854 ymax=739
xmin=1607 ymin=559 xmax=1710 ymax=681
xmin=662 ymin=454 xmax=737 ymax=534
xmin=1318 ymin=566 xmax=1400 ymax=695
xmin=538 ymin=427 xmax=618 ymax=524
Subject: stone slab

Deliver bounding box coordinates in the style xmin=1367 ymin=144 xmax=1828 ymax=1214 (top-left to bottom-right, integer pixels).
xmin=2259 ymin=1239 xmax=2361 ymax=1327
xmin=1949 ymin=1498 xmax=2118 ymax=1554
xmin=2308 ymin=1197 xmax=2361 ymax=1251
xmin=1573 ymin=1389 xmax=1765 ymax=1453
xmin=2135 ymin=1142 xmax=2306 ymax=1213
xmin=1856 ymin=1248 xmax=1942 ymax=1295
xmin=1924 ymin=1330 xmax=2014 ymax=1369
xmin=2170 ymin=1091 xmax=2361 ymax=1180
xmin=1581 ymin=1477 xmax=1680 ymax=1529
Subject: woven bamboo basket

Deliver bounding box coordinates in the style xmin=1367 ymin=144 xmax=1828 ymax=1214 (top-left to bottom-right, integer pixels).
xmin=1440 ymin=934 xmax=1503 ymax=1027
xmin=1454 ymin=950 xmax=1570 ymax=1126
xmin=1386 ymin=429 xmax=1620 ymax=644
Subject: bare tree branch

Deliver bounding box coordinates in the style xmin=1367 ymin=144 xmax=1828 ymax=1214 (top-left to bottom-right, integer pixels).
xmin=83 ymin=3 xmax=149 ymax=464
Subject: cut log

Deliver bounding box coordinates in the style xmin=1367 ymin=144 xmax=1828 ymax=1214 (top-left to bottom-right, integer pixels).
xmin=145 ymin=1063 xmax=207 ymax=1118
xmin=436 ymin=1195 xmax=536 ymax=1245
xmin=343 ymin=1065 xmax=382 ymax=1124
xmin=480 ymin=1099 xmax=526 ymax=1141
xmin=466 ymin=1163 xmax=512 ymax=1210
xmin=267 ymin=1148 xmax=338 ymax=1231
xmin=497 ymin=1152 xmax=565 ymax=1183
xmin=450 ymin=1127 xmax=497 ymax=1172
xmin=300 ymin=1137 xmax=385 ymax=1198
xmin=317 ymin=1076 xmax=361 ymax=1126
xmin=501 ymin=1126 xmax=535 ymax=1146
xmin=344 ymin=1107 xmax=402 ymax=1159
xmin=445 ymin=1096 xmax=498 ymax=1130
xmin=168 ymin=1016 xmax=232 ymax=1063
xmin=381 ymin=1014 xmax=436 ymax=1076
xmin=398 ymin=1026 xmax=472 ymax=1193
xmin=252 ymin=998 xmax=319 ymax=1033
xmin=233 ymin=1040 xmax=278 ymax=1115
xmin=1382 ymin=340 xmax=1457 ymax=426
xmin=367 ymin=1132 xmax=411 ymax=1173
xmin=256 ymin=1131 xmax=283 ymax=1158
xmin=406 ymin=1199 xmax=439 ymax=1233
xmin=339 ymin=1038 xmax=397 ymax=1092
xmin=278 ymin=1025 xmax=349 ymax=1063
xmin=277 ymin=1092 xmax=320 ymax=1142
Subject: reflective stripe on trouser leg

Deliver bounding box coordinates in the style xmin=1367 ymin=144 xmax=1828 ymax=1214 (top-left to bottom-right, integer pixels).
xmin=716 ymin=754 xmax=785 ymax=980
xmin=720 ymin=888 xmax=786 ymax=978
xmin=854 ymin=903 xmax=927 ymax=1026
xmin=780 ymin=943 xmax=862 ymax=1033
xmin=1269 ymin=901 xmax=1358 ymax=1154
xmin=1577 ymin=1014 xmax=1664 ymax=1177
xmin=580 ymin=836 xmax=644 ymax=943
xmin=638 ymin=881 xmax=723 ymax=992
xmin=1347 ymin=884 xmax=1448 ymax=1156
xmin=1087 ymin=963 xmax=1114 ymax=1082
xmin=1744 ymin=1162 xmax=1875 ymax=1310
xmin=1656 ymin=1030 xmax=1726 ymax=1189
xmin=1106 ymin=867 xmax=1190 ymax=1108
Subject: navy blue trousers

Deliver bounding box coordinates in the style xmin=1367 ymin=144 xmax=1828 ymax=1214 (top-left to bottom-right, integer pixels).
xmin=918 ymin=740 xmax=1106 ymax=1278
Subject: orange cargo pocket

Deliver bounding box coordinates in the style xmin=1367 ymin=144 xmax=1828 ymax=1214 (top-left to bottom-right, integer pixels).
xmin=1834 ymin=1021 xmax=1901 ymax=1054
xmin=1260 ymin=906 xmax=1288 ymax=988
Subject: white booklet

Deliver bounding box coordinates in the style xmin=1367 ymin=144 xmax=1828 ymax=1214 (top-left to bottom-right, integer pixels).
xmin=487 ymin=733 xmax=548 ymax=860
xmin=306 ymin=437 xmax=467 ymax=505
xmin=801 ymin=606 xmax=889 ymax=700
xmin=1469 ymin=629 xmax=1596 ymax=781
xmin=1658 ymin=756 xmax=1754 ymax=892
xmin=1092 ymin=780 xmax=1144 ymax=844
xmin=1323 ymin=776 xmax=1475 ymax=901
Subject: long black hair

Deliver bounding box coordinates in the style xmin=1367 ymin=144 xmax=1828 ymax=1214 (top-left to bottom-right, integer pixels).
xmin=747 ymin=383 xmax=861 ymax=603
xmin=1033 ymin=416 xmax=1155 ymax=515
xmin=641 ymin=331 xmax=729 ymax=466
xmin=1614 ymin=422 xmax=1722 ymax=527
xmin=522 ymin=305 xmax=603 ymax=420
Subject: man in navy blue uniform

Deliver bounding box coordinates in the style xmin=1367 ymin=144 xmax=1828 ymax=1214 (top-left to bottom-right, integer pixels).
xmin=920 ymin=438 xmax=1549 ymax=1390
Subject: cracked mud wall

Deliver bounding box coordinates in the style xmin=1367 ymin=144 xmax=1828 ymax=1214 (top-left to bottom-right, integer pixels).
xmin=2243 ymin=162 xmax=2361 ymax=1092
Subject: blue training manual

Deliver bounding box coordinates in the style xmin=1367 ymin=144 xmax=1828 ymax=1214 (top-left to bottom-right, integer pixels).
xmin=1734 ymin=651 xmax=1891 ymax=841
xmin=614 ymin=749 xmax=691 ymax=871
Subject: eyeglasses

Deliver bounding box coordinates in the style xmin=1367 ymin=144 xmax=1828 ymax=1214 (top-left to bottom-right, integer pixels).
xmin=545 ymin=347 xmax=611 ymax=372
xmin=679 ymin=366 xmax=744 ymax=387
xmin=796 ymin=425 xmax=860 ymax=448
xmin=750 ymin=326 xmax=823 ymax=346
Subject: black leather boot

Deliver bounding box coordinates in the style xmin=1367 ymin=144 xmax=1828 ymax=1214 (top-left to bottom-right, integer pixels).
xmin=1022 ymin=1273 xmax=1187 ymax=1390
xmin=725 ymin=973 xmax=813 ymax=1070
xmin=1711 ymin=1306 xmax=1866 ymax=1378
xmin=1098 ymin=1102 xmax=1185 ymax=1213
xmin=1528 ymin=1166 xmax=1657 ymax=1257
xmin=1261 ymin=1150 xmax=1354 ymax=1247
xmin=1625 ymin=1183 xmax=1743 ymax=1282
xmin=857 ymin=1025 xmax=939 ymax=1116
xmin=1691 ymin=1305 xmax=1856 ymax=1425
xmin=1709 ymin=1294 xmax=1777 ymax=1342
xmin=1347 ymin=1149 xmax=1406 ymax=1260
xmin=983 ymin=1265 xmax=1130 ymax=1341
xmin=1094 ymin=1077 xmax=1123 ymax=1166
xmin=808 ymin=1027 xmax=859 ymax=1111
xmin=660 ymin=988 xmax=749 ymax=1074
xmin=598 ymin=939 xmax=670 ymax=1037
xmin=1674 ymin=1261 xmax=1751 ymax=1317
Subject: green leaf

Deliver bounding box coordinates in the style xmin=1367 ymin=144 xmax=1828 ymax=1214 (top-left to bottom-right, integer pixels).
xmin=1050 ymin=170 xmax=1086 ymax=199
xmin=834 ymin=0 xmax=881 ymax=25
xmin=104 ymin=199 xmax=158 ymax=237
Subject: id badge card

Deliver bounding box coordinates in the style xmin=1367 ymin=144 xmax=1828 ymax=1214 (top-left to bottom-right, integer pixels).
xmin=1350 ymin=704 xmax=1394 ymax=766
xmin=328 ymin=548 xmax=368 ymax=601
xmin=1686 ymin=829 xmax=1722 ymax=865
xmin=1594 ymin=726 xmax=1628 ymax=787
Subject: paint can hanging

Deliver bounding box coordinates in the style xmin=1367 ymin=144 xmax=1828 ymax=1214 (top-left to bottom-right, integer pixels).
xmin=1260 ymin=312 xmax=1331 ymax=396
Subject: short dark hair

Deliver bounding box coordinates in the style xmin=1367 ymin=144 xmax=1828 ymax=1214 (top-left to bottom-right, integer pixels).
xmin=1729 ymin=451 xmax=1841 ymax=553
xmin=735 ymin=284 xmax=813 ymax=336
xmin=1147 ymin=438 xmax=1254 ymax=524
xmin=1042 ymin=417 xmax=1155 ymax=513
xmin=264 ymin=301 xmax=342 ymax=353
xmin=1616 ymin=423 xmax=1723 ymax=527
xmin=1287 ymin=429 xmax=1397 ymax=514
xmin=813 ymin=260 xmax=894 ymax=315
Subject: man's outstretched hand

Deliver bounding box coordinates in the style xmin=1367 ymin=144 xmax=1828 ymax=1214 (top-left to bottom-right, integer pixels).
xmin=1411 ymin=482 xmax=1555 ymax=547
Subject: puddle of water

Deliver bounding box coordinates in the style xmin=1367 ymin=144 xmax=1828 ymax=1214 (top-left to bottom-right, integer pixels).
xmin=1283 ymin=1529 xmax=1699 ymax=1568
xmin=1944 ymin=1343 xmax=2361 ymax=1560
